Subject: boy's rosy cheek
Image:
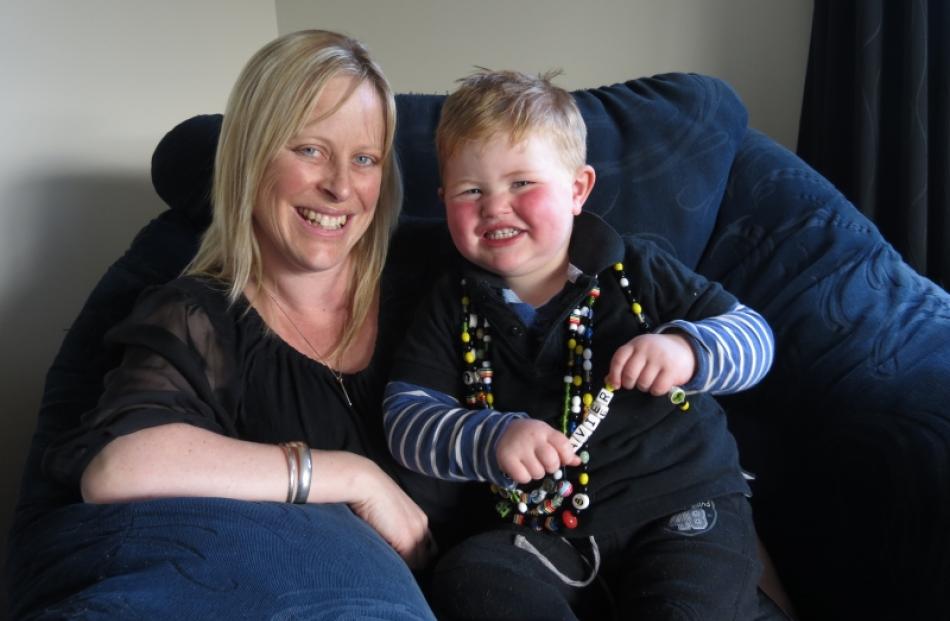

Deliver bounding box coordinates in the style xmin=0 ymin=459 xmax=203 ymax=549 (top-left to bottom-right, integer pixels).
xmin=513 ymin=186 xmax=552 ymax=209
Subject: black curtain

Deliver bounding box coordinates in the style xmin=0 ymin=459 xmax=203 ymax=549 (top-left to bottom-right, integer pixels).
xmin=798 ymin=0 xmax=950 ymax=290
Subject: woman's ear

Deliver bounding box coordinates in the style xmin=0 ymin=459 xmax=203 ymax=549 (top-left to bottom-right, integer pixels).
xmin=571 ymin=165 xmax=596 ymax=215
xmin=437 ymin=187 xmax=444 ymax=202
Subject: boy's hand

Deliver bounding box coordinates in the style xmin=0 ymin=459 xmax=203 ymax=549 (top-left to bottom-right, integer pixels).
xmin=496 ymin=419 xmax=581 ymax=484
xmin=606 ymin=333 xmax=695 ymax=396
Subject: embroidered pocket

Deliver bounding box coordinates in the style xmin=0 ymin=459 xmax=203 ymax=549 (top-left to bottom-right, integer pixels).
xmin=665 ymin=500 xmax=717 ymax=536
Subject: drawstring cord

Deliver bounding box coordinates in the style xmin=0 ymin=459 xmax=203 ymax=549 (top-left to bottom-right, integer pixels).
xmin=513 ymin=534 xmax=601 ymax=587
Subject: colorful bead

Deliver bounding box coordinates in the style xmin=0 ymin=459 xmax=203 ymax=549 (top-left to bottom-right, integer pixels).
xmin=528 ymin=488 xmax=547 ymax=504
xmin=669 ymin=387 xmax=686 ymax=405
xmin=495 ymin=501 xmax=512 ymax=518
xmin=561 ymin=511 xmax=578 ymax=529
xmin=461 ymin=268 xmax=654 ymax=532
xmin=679 ymin=401 xmax=690 ymax=412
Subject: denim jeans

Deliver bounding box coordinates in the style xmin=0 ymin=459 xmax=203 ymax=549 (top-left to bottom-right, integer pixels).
xmin=427 ymin=493 xmax=763 ymax=621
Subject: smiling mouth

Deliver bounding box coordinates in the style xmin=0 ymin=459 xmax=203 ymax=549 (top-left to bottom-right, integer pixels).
xmin=298 ymin=207 xmax=347 ymax=230
xmin=484 ymin=227 xmax=521 ymax=240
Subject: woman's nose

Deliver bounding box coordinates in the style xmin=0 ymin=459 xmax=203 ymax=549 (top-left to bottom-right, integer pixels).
xmin=319 ymin=162 xmax=351 ymax=202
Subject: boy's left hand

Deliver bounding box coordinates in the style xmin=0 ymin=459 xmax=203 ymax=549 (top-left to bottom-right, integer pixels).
xmin=606 ymin=333 xmax=695 ymax=396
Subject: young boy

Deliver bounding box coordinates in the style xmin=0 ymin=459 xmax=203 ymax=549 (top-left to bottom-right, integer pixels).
xmin=384 ymin=70 xmax=774 ymax=620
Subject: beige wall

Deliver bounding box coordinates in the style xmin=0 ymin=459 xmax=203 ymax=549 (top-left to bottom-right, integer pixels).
xmin=0 ymin=2 xmax=277 ymax=615
xmin=277 ymin=0 xmax=813 ymax=150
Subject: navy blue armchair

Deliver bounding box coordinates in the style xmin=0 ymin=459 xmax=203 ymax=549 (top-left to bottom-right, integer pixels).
xmin=7 ymin=73 xmax=949 ymax=620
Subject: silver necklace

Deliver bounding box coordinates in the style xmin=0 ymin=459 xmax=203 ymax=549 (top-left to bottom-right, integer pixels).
xmin=264 ymin=288 xmax=354 ymax=407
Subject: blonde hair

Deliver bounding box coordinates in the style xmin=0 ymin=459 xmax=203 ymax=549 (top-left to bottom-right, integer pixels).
xmin=436 ymin=69 xmax=587 ymax=174
xmin=187 ymin=29 xmax=401 ymax=358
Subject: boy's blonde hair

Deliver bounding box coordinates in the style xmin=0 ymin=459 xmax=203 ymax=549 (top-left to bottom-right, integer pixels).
xmin=187 ymin=30 xmax=401 ymax=358
xmin=436 ymin=69 xmax=587 ymax=173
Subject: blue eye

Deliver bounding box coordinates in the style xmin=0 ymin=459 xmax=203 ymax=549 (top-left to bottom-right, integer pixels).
xmin=354 ymin=154 xmax=377 ymax=167
xmin=296 ymin=146 xmax=323 ymax=158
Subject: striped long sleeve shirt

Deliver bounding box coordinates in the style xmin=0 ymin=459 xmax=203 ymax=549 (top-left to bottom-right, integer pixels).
xmin=383 ymin=303 xmax=774 ymax=488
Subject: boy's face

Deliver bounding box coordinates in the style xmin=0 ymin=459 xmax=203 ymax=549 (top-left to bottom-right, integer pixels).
xmin=440 ymin=131 xmax=595 ymax=290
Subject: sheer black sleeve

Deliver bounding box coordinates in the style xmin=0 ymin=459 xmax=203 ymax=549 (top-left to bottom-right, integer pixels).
xmin=43 ymin=278 xmax=240 ymax=491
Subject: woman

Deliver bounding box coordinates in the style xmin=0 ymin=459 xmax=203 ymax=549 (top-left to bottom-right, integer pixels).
xmin=36 ymin=30 xmax=437 ymax=619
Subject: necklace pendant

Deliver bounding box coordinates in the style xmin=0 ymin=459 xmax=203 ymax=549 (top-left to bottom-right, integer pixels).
xmin=337 ymin=375 xmax=353 ymax=408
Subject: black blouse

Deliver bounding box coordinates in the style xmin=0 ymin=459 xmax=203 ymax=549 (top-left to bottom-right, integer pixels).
xmin=44 ymin=265 xmax=423 ymax=491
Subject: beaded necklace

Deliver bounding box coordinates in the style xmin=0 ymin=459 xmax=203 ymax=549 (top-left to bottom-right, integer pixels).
xmin=461 ymin=262 xmax=690 ymax=533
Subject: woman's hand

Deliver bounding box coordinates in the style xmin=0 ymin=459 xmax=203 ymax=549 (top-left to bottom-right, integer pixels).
xmin=495 ymin=418 xmax=581 ymax=484
xmin=332 ymin=452 xmax=434 ymax=569
xmin=605 ymin=332 xmax=695 ymax=395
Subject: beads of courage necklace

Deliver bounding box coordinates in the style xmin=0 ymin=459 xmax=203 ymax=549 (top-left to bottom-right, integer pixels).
xmin=460 ymin=262 xmax=690 ymax=533
xmin=265 ymin=289 xmax=354 ymax=408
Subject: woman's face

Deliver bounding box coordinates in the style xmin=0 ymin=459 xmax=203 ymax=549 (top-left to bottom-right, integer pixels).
xmin=254 ymin=75 xmax=385 ymax=280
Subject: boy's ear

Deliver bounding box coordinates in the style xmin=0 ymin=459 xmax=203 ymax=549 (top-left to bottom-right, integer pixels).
xmin=571 ymin=165 xmax=596 ymax=215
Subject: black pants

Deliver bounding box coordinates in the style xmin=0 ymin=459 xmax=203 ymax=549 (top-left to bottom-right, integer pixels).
xmin=428 ymin=494 xmax=762 ymax=621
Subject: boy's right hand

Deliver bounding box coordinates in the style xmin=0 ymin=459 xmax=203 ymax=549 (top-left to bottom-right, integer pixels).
xmin=496 ymin=419 xmax=581 ymax=484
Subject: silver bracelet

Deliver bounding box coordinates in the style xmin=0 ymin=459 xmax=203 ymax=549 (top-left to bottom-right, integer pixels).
xmin=289 ymin=442 xmax=312 ymax=504
xmin=279 ymin=443 xmax=298 ymax=503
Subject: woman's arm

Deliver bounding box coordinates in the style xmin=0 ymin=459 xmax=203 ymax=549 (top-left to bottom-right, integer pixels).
xmin=82 ymin=422 xmax=432 ymax=567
